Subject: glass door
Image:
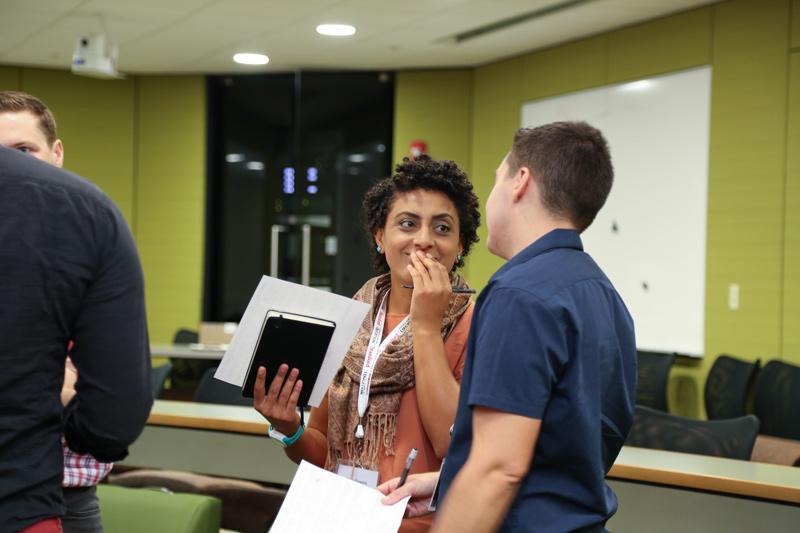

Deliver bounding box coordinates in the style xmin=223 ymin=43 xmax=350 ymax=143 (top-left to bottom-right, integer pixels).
xmin=205 ymin=71 xmax=394 ymax=322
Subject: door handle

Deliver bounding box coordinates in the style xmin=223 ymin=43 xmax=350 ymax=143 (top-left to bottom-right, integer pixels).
xmin=301 ymin=224 xmax=311 ymax=286
xmin=270 ymin=225 xmax=288 ymax=278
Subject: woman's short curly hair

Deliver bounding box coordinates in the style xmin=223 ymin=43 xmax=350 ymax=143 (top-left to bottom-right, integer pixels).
xmin=362 ymin=155 xmax=480 ymax=273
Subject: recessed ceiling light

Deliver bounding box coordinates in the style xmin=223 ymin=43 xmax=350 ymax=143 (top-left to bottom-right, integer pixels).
xmin=233 ymin=53 xmax=269 ymax=65
xmin=316 ymin=24 xmax=356 ymax=37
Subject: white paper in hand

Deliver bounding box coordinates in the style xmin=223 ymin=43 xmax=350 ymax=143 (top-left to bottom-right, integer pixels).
xmin=271 ymin=461 xmax=410 ymax=533
xmin=214 ymin=276 xmax=369 ymax=407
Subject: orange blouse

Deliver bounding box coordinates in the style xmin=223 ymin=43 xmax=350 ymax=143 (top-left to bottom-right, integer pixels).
xmin=307 ymin=302 xmax=474 ymax=533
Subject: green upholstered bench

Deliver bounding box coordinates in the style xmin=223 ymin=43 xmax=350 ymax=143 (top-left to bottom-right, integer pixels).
xmin=97 ymin=484 xmax=221 ymax=533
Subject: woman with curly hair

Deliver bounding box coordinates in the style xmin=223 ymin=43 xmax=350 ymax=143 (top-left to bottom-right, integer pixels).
xmin=253 ymin=155 xmax=480 ymax=532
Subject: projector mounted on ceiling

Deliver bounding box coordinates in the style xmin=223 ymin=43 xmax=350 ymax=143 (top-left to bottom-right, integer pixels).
xmin=71 ymin=34 xmax=123 ymax=79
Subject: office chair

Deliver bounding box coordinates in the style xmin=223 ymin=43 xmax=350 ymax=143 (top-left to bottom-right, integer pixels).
xmin=173 ymin=328 xmax=199 ymax=344
xmin=753 ymin=360 xmax=800 ymax=440
xmin=193 ymin=366 xmax=252 ymax=406
xmin=636 ymin=350 xmax=674 ymax=412
xmin=151 ymin=362 xmax=173 ymax=399
xmin=704 ymin=354 xmax=760 ymax=420
xmin=171 ymin=328 xmax=217 ymax=389
xmin=626 ymin=405 xmax=760 ymax=460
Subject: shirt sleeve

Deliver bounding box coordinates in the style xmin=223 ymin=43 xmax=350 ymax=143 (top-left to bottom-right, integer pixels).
xmin=467 ymin=287 xmax=568 ymax=420
xmin=63 ymin=200 xmax=152 ymax=462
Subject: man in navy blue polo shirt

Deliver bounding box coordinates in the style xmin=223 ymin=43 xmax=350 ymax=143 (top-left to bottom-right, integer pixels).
xmin=380 ymin=122 xmax=636 ymax=532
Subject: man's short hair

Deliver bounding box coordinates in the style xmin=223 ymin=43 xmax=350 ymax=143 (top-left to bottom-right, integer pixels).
xmin=0 ymin=91 xmax=58 ymax=145
xmin=508 ymin=121 xmax=613 ymax=232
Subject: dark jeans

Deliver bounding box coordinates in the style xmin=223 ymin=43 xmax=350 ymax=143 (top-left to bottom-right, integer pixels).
xmin=62 ymin=486 xmax=103 ymax=533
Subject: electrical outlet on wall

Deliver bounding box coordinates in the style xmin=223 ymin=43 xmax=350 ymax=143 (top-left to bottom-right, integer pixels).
xmin=728 ymin=283 xmax=740 ymax=311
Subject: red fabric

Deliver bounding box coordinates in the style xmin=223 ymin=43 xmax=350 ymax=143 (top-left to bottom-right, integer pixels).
xmin=19 ymin=518 xmax=62 ymax=533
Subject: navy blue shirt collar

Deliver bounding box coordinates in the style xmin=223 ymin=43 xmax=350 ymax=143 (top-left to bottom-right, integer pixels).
xmin=492 ymin=228 xmax=583 ymax=281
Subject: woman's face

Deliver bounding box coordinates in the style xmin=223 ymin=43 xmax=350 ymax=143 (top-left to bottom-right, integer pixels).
xmin=375 ymin=189 xmax=462 ymax=284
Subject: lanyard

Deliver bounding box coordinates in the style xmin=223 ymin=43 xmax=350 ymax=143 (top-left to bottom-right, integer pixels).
xmin=355 ymin=293 xmax=411 ymax=439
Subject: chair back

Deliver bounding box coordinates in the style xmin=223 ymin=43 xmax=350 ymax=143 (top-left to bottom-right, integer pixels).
xmin=753 ymin=360 xmax=800 ymax=440
xmin=173 ymin=328 xmax=199 ymax=344
xmin=193 ymin=366 xmax=253 ymax=406
xmin=636 ymin=350 xmax=674 ymax=412
xmin=626 ymin=405 xmax=760 ymax=460
xmin=151 ymin=362 xmax=173 ymax=399
xmin=704 ymin=354 xmax=760 ymax=420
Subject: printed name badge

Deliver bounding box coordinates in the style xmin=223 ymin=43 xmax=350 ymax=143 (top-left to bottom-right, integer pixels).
xmin=336 ymin=464 xmax=380 ymax=488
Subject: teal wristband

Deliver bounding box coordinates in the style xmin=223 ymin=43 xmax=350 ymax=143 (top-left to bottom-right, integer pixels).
xmin=268 ymin=423 xmax=304 ymax=447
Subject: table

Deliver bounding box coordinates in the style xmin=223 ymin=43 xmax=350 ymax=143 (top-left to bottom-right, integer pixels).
xmin=121 ymin=400 xmax=298 ymax=486
xmin=606 ymin=446 xmax=800 ymax=532
xmin=150 ymin=344 xmax=226 ymax=360
xmin=123 ymin=402 xmax=800 ymax=531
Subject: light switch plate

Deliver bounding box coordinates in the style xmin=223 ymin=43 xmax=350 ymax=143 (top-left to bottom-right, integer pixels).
xmin=728 ymin=283 xmax=739 ymax=310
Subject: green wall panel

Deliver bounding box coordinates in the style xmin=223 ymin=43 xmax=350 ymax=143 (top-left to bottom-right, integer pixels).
xmin=522 ymin=36 xmax=607 ymax=101
xmin=793 ymin=0 xmax=800 ymax=49
xmin=468 ymin=57 xmax=524 ymax=289
xmin=784 ymin=53 xmax=800 ymax=362
xmin=0 ymin=66 xmax=21 ymax=89
xmin=393 ymin=69 xmax=473 ymax=280
xmin=20 ymin=69 xmax=136 ymax=224
xmin=392 ymin=70 xmax=472 ymax=167
xmin=607 ymin=7 xmax=712 ymax=83
xmin=705 ymin=0 xmax=789 ymax=368
xmin=136 ymin=76 xmax=206 ymax=344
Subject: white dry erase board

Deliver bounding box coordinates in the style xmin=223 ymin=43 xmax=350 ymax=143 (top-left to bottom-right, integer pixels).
xmin=521 ymin=66 xmax=711 ymax=356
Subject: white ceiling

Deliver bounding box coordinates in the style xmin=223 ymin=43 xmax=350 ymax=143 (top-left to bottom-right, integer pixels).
xmin=0 ymin=0 xmax=718 ymax=74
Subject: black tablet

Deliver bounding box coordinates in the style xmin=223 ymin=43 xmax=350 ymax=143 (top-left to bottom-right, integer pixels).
xmin=241 ymin=310 xmax=336 ymax=407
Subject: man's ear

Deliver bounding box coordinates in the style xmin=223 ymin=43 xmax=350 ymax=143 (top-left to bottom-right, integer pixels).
xmin=511 ymin=165 xmax=533 ymax=202
xmin=51 ymin=139 xmax=64 ymax=168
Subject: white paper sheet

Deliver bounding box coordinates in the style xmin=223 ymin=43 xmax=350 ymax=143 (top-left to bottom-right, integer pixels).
xmin=270 ymin=461 xmax=410 ymax=533
xmin=214 ymin=276 xmax=370 ymax=407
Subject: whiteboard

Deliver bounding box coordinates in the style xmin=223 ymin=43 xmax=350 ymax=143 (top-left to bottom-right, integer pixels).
xmin=521 ymin=66 xmax=711 ymax=356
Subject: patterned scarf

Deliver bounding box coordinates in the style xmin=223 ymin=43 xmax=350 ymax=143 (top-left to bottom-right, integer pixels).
xmin=326 ymin=272 xmax=471 ymax=471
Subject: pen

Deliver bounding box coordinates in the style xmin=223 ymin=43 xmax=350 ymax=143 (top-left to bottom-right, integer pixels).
xmin=401 ymin=284 xmax=476 ymax=294
xmin=397 ymin=447 xmax=417 ymax=488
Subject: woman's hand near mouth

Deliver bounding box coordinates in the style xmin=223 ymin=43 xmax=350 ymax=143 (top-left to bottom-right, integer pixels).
xmin=407 ymin=250 xmax=452 ymax=335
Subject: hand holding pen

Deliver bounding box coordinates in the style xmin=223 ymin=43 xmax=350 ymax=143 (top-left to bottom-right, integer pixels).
xmin=405 ymin=250 xmax=473 ymax=334
xmin=378 ymin=462 xmax=439 ymax=519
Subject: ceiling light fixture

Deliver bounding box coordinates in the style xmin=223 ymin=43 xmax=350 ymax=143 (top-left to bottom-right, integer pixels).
xmin=233 ymin=53 xmax=269 ymax=65
xmin=316 ymin=24 xmax=356 ymax=37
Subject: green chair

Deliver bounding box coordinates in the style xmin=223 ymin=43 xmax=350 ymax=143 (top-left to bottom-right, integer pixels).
xmin=97 ymin=484 xmax=221 ymax=533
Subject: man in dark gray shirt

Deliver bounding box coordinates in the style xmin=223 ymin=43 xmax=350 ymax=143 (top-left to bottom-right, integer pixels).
xmin=0 ymin=145 xmax=152 ymax=532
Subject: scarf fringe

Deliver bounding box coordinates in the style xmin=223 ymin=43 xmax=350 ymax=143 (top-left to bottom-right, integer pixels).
xmin=327 ymin=413 xmax=398 ymax=471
